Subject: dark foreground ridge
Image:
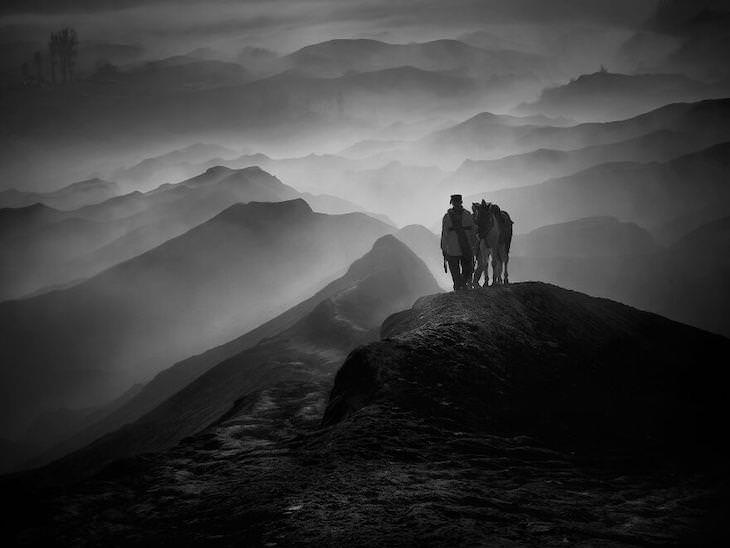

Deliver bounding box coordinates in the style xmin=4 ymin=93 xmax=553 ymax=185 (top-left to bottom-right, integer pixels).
xmin=4 ymin=283 xmax=729 ymax=545
xmin=325 ymin=283 xmax=727 ymax=450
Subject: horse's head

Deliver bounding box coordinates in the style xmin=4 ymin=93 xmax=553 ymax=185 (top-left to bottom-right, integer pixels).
xmin=474 ymin=199 xmax=494 ymax=232
xmin=471 ymin=202 xmax=480 ymax=216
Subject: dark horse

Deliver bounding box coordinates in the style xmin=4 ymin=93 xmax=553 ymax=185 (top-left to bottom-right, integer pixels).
xmin=471 ymin=200 xmax=514 ymax=286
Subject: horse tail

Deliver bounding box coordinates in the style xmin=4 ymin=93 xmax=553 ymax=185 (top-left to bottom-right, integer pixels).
xmin=500 ymin=211 xmax=514 ymax=255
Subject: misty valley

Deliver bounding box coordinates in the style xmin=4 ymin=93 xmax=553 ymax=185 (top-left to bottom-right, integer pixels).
xmin=1 ymin=1 xmax=729 ymax=545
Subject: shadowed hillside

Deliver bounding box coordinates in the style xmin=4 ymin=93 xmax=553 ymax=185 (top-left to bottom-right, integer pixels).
xmin=5 ymin=283 xmax=727 ymax=545
xmin=0 ymin=200 xmax=393 ymax=443
xmin=29 ymin=235 xmax=438 ymax=479
xmin=27 ymin=231 xmax=436 ymax=468
xmin=0 ymin=166 xmax=303 ymax=300
xmin=393 ymin=224 xmax=450 ymax=289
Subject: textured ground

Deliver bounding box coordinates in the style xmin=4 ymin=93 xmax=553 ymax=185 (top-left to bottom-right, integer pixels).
xmin=5 ymin=283 xmax=729 ymax=546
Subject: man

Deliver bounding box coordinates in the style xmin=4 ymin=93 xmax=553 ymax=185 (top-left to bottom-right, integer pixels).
xmin=440 ymin=194 xmax=475 ymax=291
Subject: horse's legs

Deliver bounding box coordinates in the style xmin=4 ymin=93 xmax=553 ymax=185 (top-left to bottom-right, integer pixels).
xmin=491 ymin=253 xmax=502 ymax=285
xmin=479 ymin=241 xmax=489 ymax=287
xmin=502 ymin=246 xmax=509 ymax=285
xmin=471 ymin=242 xmax=483 ymax=287
xmin=480 ymin=244 xmax=489 ymax=287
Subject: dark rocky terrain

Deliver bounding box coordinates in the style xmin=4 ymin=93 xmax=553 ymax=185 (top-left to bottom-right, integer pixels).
xmin=5 ymin=283 xmax=727 ymax=546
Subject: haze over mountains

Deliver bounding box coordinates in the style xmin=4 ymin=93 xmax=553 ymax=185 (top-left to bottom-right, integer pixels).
xmin=2 ymin=2 xmax=727 ymax=190
xmin=31 ymin=235 xmax=438 ymax=478
xmin=0 ymin=178 xmax=120 ymax=210
xmin=516 ymin=69 xmax=729 ymax=120
xmin=0 ymin=199 xmax=393 ymax=440
xmin=0 ymin=165 xmax=394 ymax=301
xmin=470 ymin=140 xmax=730 ymax=233
xmin=1 ymin=1 xmax=730 ymax=543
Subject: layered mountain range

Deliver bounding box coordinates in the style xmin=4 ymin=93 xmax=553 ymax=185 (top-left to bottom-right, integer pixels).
xmin=0 ymin=199 xmax=394 ymax=442
xmin=0 ymin=165 xmax=393 ymax=301
xmin=2 ymin=7 xmax=730 ymax=542
xmin=27 ymin=235 xmax=439 ymax=479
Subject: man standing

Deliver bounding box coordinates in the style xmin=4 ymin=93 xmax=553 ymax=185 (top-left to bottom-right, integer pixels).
xmin=441 ymin=194 xmax=475 ymax=291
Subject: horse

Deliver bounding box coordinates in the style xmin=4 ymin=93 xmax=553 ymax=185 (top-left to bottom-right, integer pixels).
xmin=472 ymin=200 xmax=513 ymax=285
xmin=471 ymin=202 xmax=492 ymax=287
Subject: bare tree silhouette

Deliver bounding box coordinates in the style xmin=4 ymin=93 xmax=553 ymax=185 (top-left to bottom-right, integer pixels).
xmin=50 ymin=28 xmax=79 ymax=83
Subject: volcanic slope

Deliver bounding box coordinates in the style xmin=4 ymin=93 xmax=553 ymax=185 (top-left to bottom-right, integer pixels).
xmin=0 ymin=199 xmax=393 ymax=441
xmin=6 ymin=283 xmax=728 ymax=546
xmin=33 ymin=235 xmax=439 ymax=479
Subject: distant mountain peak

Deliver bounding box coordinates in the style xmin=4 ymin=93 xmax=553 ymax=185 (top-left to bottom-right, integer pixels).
xmin=237 ymin=165 xmax=268 ymax=175
xmin=394 ymin=224 xmax=436 ymax=237
xmin=63 ymin=178 xmax=117 ymax=191
xmin=371 ymin=233 xmax=406 ymax=250
xmin=204 ymin=165 xmax=233 ymax=175
xmin=468 ymin=111 xmax=502 ymax=123
xmin=293 ymin=38 xmax=388 ymax=55
xmin=216 ymin=198 xmax=314 ymax=223
xmin=344 ymin=234 xmax=439 ymax=293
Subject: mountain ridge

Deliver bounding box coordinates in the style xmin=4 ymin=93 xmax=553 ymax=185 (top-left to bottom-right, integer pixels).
xmin=0 ymin=198 xmax=394 ymax=446
xmin=6 ymin=282 xmax=727 ymax=545
xmin=28 ymin=234 xmax=438 ymax=480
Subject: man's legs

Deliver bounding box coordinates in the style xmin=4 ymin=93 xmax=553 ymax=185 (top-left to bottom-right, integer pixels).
xmin=446 ymin=256 xmax=463 ymax=290
xmin=461 ymin=255 xmax=474 ymax=289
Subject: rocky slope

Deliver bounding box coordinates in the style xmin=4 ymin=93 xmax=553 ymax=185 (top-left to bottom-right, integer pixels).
xmin=5 ymin=283 xmax=727 ymax=545
xmin=29 ymin=234 xmax=438 ymax=469
xmin=0 ymin=199 xmax=392 ymax=444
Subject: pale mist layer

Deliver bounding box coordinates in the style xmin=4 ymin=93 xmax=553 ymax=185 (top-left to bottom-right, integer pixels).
xmin=0 ymin=0 xmax=729 ymax=472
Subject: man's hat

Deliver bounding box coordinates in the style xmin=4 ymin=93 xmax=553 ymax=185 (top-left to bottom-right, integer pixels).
xmin=450 ymin=194 xmax=463 ymax=204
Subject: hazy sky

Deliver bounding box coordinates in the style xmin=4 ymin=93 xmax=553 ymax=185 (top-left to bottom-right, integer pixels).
xmin=0 ymin=0 xmax=671 ymax=192
xmin=1 ymin=0 xmax=657 ymax=55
